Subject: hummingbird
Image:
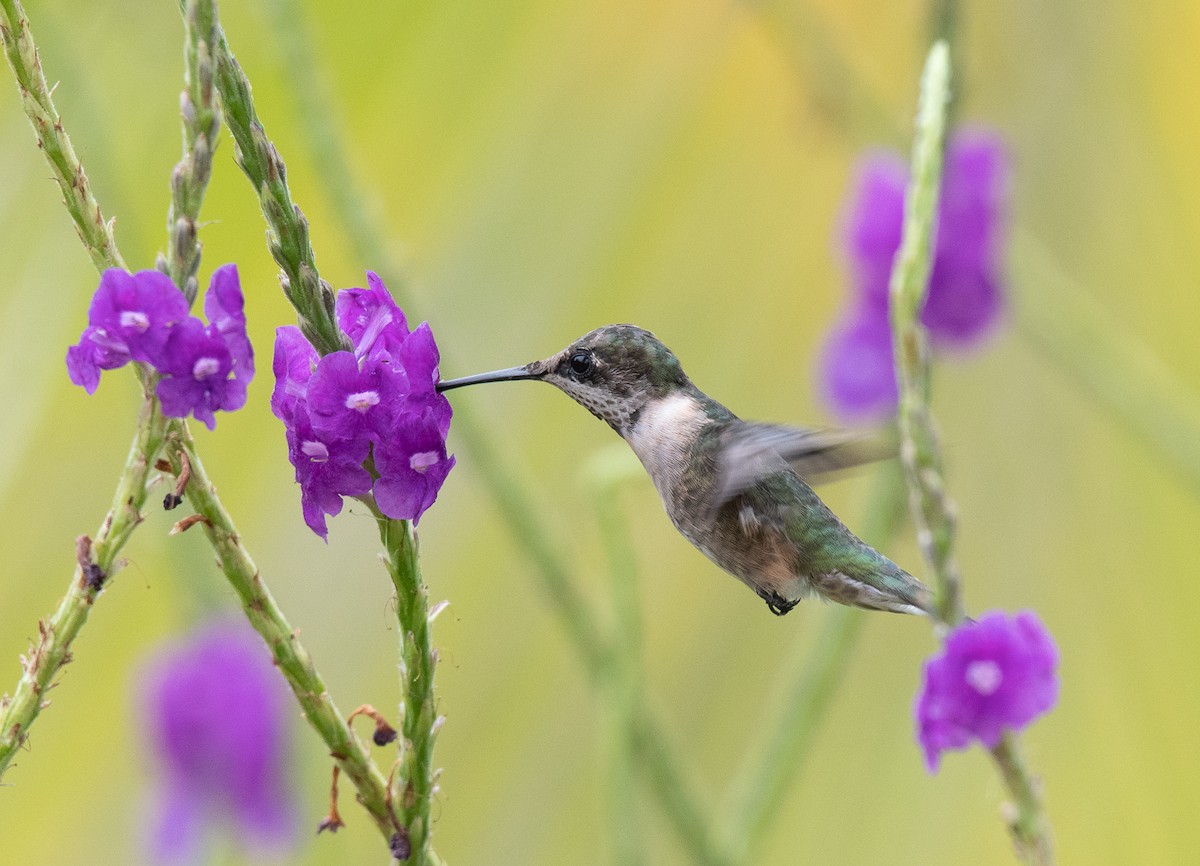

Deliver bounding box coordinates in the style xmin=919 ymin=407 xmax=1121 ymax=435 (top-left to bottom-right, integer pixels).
xmin=437 ymin=324 xmax=932 ymax=617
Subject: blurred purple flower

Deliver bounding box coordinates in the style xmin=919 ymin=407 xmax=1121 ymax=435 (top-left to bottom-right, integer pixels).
xmin=66 ymin=269 xmax=189 ymax=393
xmin=915 ymin=610 xmax=1058 ymax=773
xmin=819 ymin=129 xmax=1008 ymax=421
xmin=67 ymin=266 xmax=254 ymax=429
xmin=141 ymin=618 xmax=296 ymax=865
xmin=272 ymin=272 xmax=454 ymax=537
xmin=818 ymin=305 xmax=897 ymax=423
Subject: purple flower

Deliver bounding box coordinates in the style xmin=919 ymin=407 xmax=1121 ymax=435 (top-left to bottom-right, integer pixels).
xmin=914 ymin=610 xmax=1058 ymax=773
xmin=306 ymin=350 xmax=401 ymax=442
xmin=156 ymin=317 xmax=246 ymax=431
xmin=287 ymin=409 xmax=373 ymax=539
xmin=68 ymin=266 xmax=255 ymax=429
xmin=818 ymin=129 xmax=1008 ymax=421
xmin=374 ymin=407 xmax=456 ymax=524
xmin=273 ymin=272 xmax=454 ymax=537
xmin=66 ymin=269 xmax=189 ymax=393
xmin=140 ymin=618 xmax=296 ymax=864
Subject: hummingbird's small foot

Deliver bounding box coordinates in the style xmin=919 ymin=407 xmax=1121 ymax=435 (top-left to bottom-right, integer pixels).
xmin=760 ymin=590 xmax=799 ymax=616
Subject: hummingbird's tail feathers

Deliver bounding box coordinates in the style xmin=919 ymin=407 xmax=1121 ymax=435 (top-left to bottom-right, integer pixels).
xmin=812 ymin=566 xmax=934 ymax=616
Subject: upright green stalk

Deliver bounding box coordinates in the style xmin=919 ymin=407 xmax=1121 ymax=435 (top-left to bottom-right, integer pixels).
xmin=0 ymin=0 xmax=157 ymax=780
xmin=157 ymin=7 xmax=402 ymax=839
xmin=162 ymin=0 xmax=219 ymax=304
xmin=363 ymin=503 xmax=443 ymax=866
xmin=889 ymin=41 xmax=1053 ymax=865
xmin=888 ymin=41 xmax=964 ymax=627
xmin=197 ymin=5 xmax=443 ymax=853
xmin=585 ymin=449 xmax=646 ymax=866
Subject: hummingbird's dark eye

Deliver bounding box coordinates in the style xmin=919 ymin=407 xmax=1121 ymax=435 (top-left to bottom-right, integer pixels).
xmin=568 ymin=351 xmax=595 ymax=378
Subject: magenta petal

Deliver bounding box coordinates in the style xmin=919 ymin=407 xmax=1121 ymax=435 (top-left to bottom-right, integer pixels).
xmin=155 ymin=317 xmax=238 ymax=429
xmin=147 ymin=784 xmax=205 ymax=866
xmin=286 ymin=411 xmax=372 ymax=540
xmin=66 ymin=327 xmax=122 ymax=394
xmin=274 ymin=274 xmax=453 ymax=535
xmin=336 ymin=272 xmax=408 ymax=354
xmin=842 ymin=151 xmax=908 ymax=303
xmin=204 ymin=264 xmax=255 ymax=381
xmin=397 ymin=321 xmax=441 ymax=391
xmin=373 ymin=408 xmax=455 ymax=524
xmin=90 ymin=269 xmax=189 ymax=366
xmin=270 ymin=326 xmax=318 ymax=424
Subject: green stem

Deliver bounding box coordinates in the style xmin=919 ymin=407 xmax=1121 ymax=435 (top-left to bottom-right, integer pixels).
xmin=990 ymin=734 xmax=1053 ymax=866
xmin=890 ymin=41 xmax=1054 ymax=864
xmin=716 ymin=463 xmax=907 ymax=861
xmin=198 ymin=1 xmax=347 ymax=356
xmin=162 ymin=0 xmax=220 ymax=304
xmin=164 ymin=430 xmax=398 ymax=841
xmin=361 ymin=501 xmax=442 ymax=866
xmin=0 ymin=0 xmax=127 ymax=273
xmin=0 ymin=385 xmax=167 ymax=779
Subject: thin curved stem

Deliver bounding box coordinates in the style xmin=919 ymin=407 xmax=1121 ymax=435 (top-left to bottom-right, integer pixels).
xmin=0 ymin=383 xmax=166 ymax=779
xmin=0 ymin=0 xmax=126 ymax=273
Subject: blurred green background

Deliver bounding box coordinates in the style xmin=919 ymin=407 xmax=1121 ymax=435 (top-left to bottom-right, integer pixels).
xmin=3 ymin=0 xmax=1199 ymax=863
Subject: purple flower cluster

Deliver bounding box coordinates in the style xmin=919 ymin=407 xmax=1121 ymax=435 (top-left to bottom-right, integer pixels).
xmin=819 ymin=129 xmax=1008 ymax=421
xmin=272 ymin=272 xmax=454 ymax=538
xmin=915 ymin=611 xmax=1058 ymax=773
xmin=140 ymin=619 xmax=295 ymax=864
xmin=67 ymin=266 xmax=254 ymax=429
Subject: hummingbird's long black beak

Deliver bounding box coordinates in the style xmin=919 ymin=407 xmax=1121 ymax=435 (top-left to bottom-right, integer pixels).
xmin=436 ymin=365 xmax=542 ymax=392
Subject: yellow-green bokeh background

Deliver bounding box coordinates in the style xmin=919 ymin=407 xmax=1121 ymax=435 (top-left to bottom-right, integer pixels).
xmin=3 ymin=1 xmax=1199 ymax=863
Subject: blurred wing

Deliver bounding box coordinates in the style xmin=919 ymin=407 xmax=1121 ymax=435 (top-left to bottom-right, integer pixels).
xmin=713 ymin=422 xmax=894 ymax=512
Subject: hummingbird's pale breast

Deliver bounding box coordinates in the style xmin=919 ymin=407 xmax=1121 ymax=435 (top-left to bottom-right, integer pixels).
xmin=625 ymin=392 xmax=709 ymax=502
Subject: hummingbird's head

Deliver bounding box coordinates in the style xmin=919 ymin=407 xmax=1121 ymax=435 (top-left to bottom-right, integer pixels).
xmin=437 ymin=324 xmax=693 ymax=436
